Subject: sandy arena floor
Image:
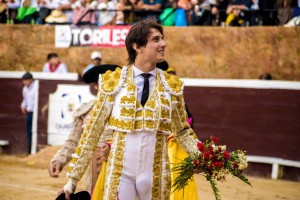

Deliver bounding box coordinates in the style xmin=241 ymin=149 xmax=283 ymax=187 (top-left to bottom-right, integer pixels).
xmin=0 ymin=146 xmax=299 ymax=200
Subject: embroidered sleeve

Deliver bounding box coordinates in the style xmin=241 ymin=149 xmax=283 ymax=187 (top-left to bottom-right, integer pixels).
xmin=51 ymin=117 xmax=84 ymax=167
xmin=66 ymin=92 xmax=113 ymax=181
xmin=51 ymin=100 xmax=95 ymax=167
xmin=171 ymin=94 xmax=199 ymax=157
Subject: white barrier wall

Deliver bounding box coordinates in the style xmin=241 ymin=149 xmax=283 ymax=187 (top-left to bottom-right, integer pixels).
xmin=47 ymin=84 xmax=95 ymax=146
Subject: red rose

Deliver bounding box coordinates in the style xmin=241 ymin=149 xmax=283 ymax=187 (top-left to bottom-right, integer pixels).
xmin=197 ymin=142 xmax=205 ymax=152
xmin=208 ymin=145 xmax=213 ymax=152
xmin=214 ymin=161 xmax=223 ymax=169
xmin=223 ymin=151 xmax=230 ymax=160
xmin=211 ymin=136 xmax=219 ymax=144
xmin=193 ymin=159 xmax=200 ymax=167
xmin=204 ymin=152 xmax=211 ymax=160
xmin=211 ymin=155 xmax=218 ymax=162
xmin=233 ymin=162 xmax=238 ymax=168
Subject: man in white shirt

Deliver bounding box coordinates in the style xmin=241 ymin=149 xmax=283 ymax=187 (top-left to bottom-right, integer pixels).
xmin=21 ymin=72 xmax=37 ymax=154
xmin=42 ymin=53 xmax=69 ymax=73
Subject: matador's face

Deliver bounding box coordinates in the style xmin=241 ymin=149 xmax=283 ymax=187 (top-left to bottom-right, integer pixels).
xmin=142 ymin=28 xmax=166 ymax=64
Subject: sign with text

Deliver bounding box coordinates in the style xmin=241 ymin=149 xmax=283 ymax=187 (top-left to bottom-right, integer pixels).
xmin=47 ymin=84 xmax=95 ymax=146
xmin=55 ymin=25 xmax=130 ymax=48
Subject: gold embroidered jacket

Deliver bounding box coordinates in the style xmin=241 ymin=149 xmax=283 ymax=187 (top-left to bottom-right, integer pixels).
xmin=67 ymin=66 xmax=199 ymax=200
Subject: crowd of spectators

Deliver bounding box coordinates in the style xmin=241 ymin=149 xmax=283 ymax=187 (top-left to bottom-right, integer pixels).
xmin=0 ymin=0 xmax=299 ymax=26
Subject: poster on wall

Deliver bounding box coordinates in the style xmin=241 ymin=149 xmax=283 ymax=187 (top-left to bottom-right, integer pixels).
xmin=47 ymin=84 xmax=95 ymax=146
xmin=55 ymin=25 xmax=130 ymax=48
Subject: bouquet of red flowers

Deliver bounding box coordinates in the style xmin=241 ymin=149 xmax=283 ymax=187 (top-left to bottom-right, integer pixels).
xmin=172 ymin=135 xmax=251 ymax=200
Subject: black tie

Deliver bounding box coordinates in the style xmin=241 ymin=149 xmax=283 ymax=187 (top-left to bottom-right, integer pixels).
xmin=141 ymin=73 xmax=151 ymax=106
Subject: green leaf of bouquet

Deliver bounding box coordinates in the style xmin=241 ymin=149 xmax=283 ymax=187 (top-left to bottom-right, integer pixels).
xmin=209 ymin=178 xmax=221 ymax=200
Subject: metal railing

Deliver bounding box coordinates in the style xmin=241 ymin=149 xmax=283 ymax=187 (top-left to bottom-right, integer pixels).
xmin=1 ymin=7 xmax=282 ymax=26
xmin=247 ymin=155 xmax=300 ymax=179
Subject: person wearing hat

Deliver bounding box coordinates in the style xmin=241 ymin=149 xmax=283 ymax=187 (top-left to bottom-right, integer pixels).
xmin=49 ymin=64 xmax=120 ymax=196
xmin=45 ymin=9 xmax=68 ymax=24
xmin=21 ymin=72 xmax=37 ymax=154
xmin=83 ymin=51 xmax=103 ymax=76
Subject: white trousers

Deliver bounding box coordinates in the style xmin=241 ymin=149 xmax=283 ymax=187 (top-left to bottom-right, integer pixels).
xmin=118 ymin=131 xmax=156 ymax=200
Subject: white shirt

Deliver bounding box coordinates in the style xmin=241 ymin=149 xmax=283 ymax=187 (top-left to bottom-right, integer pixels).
xmin=41 ymin=0 xmax=70 ymax=9
xmin=132 ymin=65 xmax=156 ymax=103
xmin=8 ymin=0 xmax=20 ymax=9
xmin=21 ymin=81 xmax=37 ymax=112
xmin=43 ymin=62 xmax=69 ymax=73
xmin=123 ymin=66 xmax=158 ymax=179
xmin=97 ymin=1 xmax=117 ymax=26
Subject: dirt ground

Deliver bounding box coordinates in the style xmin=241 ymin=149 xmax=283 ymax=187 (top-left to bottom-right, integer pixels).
xmin=0 ymin=146 xmax=300 ymax=200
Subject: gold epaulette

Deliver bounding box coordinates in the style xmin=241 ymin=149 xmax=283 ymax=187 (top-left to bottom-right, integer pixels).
xmin=159 ymin=70 xmax=184 ymax=96
xmin=99 ymin=67 xmax=127 ymax=95
xmin=72 ymin=100 xmax=95 ymax=118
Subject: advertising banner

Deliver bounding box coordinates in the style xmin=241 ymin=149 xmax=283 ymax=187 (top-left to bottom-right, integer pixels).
xmin=55 ymin=25 xmax=130 ymax=48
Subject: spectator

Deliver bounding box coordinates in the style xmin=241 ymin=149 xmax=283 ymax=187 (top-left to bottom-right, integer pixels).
xmin=258 ymin=0 xmax=277 ymax=25
xmin=16 ymin=0 xmax=39 ymax=23
xmin=37 ymin=0 xmax=56 ymax=24
xmin=0 ymin=0 xmax=8 ymax=23
xmin=225 ymin=0 xmax=254 ymax=26
xmin=20 ymin=72 xmax=37 ymax=154
xmin=174 ymin=0 xmax=193 ymax=26
xmin=277 ymin=0 xmax=293 ymax=25
xmin=284 ymin=0 xmax=300 ymax=26
xmin=49 ymin=0 xmax=77 ymax=23
xmin=281 ymin=0 xmax=300 ymax=26
xmin=72 ymin=0 xmax=97 ymax=25
xmin=42 ymin=53 xmax=69 ymax=73
xmin=291 ymin=0 xmax=300 ymax=18
xmin=139 ymin=0 xmax=163 ymax=11
xmin=45 ymin=9 xmax=68 ymax=23
xmin=97 ymin=0 xmax=117 ymax=26
xmin=217 ymin=0 xmax=229 ymax=25
xmin=115 ymin=0 xmax=163 ymax=24
xmin=0 ymin=0 xmax=20 ymax=24
xmin=115 ymin=0 xmax=133 ymax=25
xmin=136 ymin=0 xmax=163 ymax=20
xmin=83 ymin=51 xmax=103 ymax=74
xmin=190 ymin=0 xmax=219 ymax=26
